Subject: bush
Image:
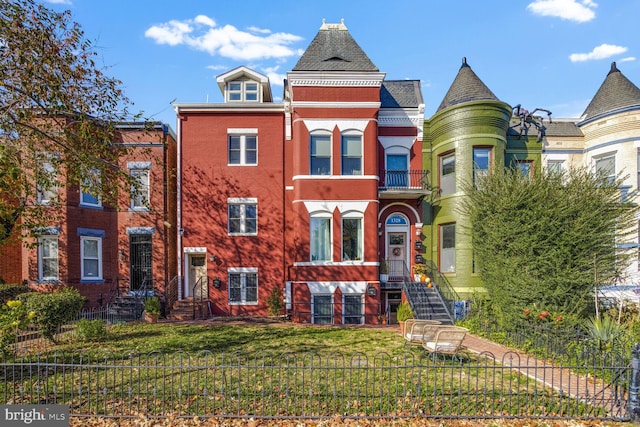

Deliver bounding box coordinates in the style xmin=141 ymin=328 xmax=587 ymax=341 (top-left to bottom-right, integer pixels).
xmin=266 ymin=286 xmax=283 ymax=317
xmin=0 ymin=284 xmax=30 ymax=303
xmin=76 ymin=319 xmax=107 ymax=341
xmin=20 ymin=287 xmax=85 ymax=340
xmin=397 ymin=301 xmax=413 ymax=322
xmin=0 ymin=299 xmax=35 ymax=353
xmin=144 ymin=296 xmax=161 ymax=314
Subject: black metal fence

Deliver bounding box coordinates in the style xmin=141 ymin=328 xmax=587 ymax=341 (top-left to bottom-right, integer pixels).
xmin=0 ymin=348 xmax=632 ymax=421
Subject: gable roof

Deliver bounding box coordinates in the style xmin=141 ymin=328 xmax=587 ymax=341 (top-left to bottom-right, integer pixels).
xmin=293 ymin=20 xmax=378 ymax=72
xmin=216 ymin=66 xmax=273 ymax=102
xmin=581 ymin=62 xmax=640 ymax=122
xmin=380 ymin=80 xmax=424 ymax=108
xmin=437 ymin=58 xmax=500 ymax=112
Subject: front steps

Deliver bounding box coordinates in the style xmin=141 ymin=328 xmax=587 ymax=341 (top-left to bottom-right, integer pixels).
xmin=404 ymin=282 xmax=454 ymax=324
xmin=166 ymin=297 xmax=209 ymax=321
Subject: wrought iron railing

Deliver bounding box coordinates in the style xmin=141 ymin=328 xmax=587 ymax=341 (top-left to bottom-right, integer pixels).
xmin=192 ymin=276 xmax=208 ymax=320
xmin=164 ymin=275 xmax=180 ymax=316
xmin=422 ymin=260 xmax=459 ymax=319
xmin=379 ymin=169 xmax=431 ymax=191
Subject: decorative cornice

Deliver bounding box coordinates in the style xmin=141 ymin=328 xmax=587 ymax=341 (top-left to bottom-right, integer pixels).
xmin=287 ymin=72 xmax=386 ymax=88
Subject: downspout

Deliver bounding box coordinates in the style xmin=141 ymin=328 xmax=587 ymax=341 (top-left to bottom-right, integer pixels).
xmin=175 ymin=107 xmax=183 ymax=300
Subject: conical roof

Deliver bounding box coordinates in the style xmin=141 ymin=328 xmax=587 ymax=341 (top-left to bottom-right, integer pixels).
xmin=581 ymin=62 xmax=640 ymax=122
xmin=437 ymin=58 xmax=500 ymax=112
xmin=293 ymin=19 xmax=378 ymax=72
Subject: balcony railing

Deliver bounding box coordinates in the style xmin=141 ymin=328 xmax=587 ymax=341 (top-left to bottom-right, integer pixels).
xmin=379 ymin=170 xmax=431 ymax=193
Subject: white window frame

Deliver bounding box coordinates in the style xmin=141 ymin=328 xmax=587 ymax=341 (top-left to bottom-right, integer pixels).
xmin=439 ymin=151 xmax=455 ymax=196
xmin=341 ymin=212 xmax=363 ymax=262
xmin=310 ymin=133 xmax=332 ymax=176
xmin=227 ymin=129 xmax=258 ymax=166
xmin=312 ymin=294 xmax=333 ymax=324
xmin=80 ymin=236 xmax=102 ymax=280
xmin=440 ymin=223 xmax=456 ymax=273
xmin=37 ymin=159 xmax=57 ymax=205
xmin=228 ymin=267 xmax=258 ymax=305
xmin=228 ymin=197 xmax=258 ymax=236
xmin=595 ymin=154 xmax=616 ymax=183
xmin=130 ymin=168 xmax=150 ymax=211
xmin=227 ymin=80 xmax=260 ymax=102
xmin=343 ymin=294 xmax=364 ymax=325
xmin=38 ymin=235 xmax=58 ymax=281
xmin=341 ymin=133 xmax=362 ymax=175
xmin=547 ymin=159 xmax=565 ymax=175
xmin=310 ymin=212 xmax=332 ymax=262
xmin=80 ymin=169 xmax=102 ymax=208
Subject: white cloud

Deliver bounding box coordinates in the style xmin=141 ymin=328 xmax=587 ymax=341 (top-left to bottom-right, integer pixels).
xmin=145 ymin=15 xmax=303 ymax=61
xmin=261 ymin=66 xmax=286 ymax=87
xmin=527 ymin=0 xmax=597 ymax=23
xmin=206 ymin=65 xmax=229 ymax=71
xmin=45 ymin=0 xmax=72 ymax=4
xmin=619 ymin=56 xmax=636 ymax=63
xmin=569 ymin=44 xmax=628 ymax=62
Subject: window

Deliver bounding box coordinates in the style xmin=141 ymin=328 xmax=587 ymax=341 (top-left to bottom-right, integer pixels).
xmin=313 ymin=295 xmax=332 ymax=324
xmin=310 ymin=216 xmax=331 ymax=261
xmin=439 ymin=152 xmax=455 ymax=195
xmin=310 ymin=134 xmax=331 ymax=175
xmin=515 ymin=160 xmax=533 ymax=178
xmin=440 ymin=223 xmax=455 ymax=273
xmin=341 ymin=134 xmax=362 ymax=175
xmin=80 ymin=169 xmax=102 ymax=207
xmin=81 ymin=236 xmax=102 ymax=280
xmin=130 ymin=169 xmax=150 ymax=210
xmin=38 ymin=236 xmax=58 ymax=281
xmin=227 ymin=80 xmax=259 ymax=102
xmin=473 ymin=147 xmax=491 ymax=185
xmin=37 ymin=159 xmax=57 ymax=205
xmin=343 ymin=294 xmax=363 ymax=324
xmin=228 ymin=269 xmax=258 ymax=304
xmin=228 ymin=134 xmax=257 ymax=165
xmin=595 ymin=155 xmax=615 ymax=183
xmin=386 ymin=153 xmax=408 ymax=187
xmin=228 ymin=198 xmax=257 ymax=235
xmin=547 ymin=160 xmax=565 ymax=175
xmin=342 ymin=215 xmax=362 ymax=261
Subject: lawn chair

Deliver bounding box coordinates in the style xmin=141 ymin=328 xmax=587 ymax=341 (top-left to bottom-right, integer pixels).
xmin=421 ymin=326 xmax=468 ymax=358
xmin=403 ymin=319 xmax=442 ymax=344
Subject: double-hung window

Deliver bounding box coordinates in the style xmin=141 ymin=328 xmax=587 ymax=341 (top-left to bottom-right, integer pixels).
xmin=310 ymin=215 xmax=331 ymax=261
xmin=342 ymin=214 xmax=362 ymax=261
xmin=473 ymin=147 xmax=491 ymax=186
xmin=80 ymin=169 xmax=102 ymax=207
xmin=595 ymin=155 xmax=615 ymax=183
xmin=343 ymin=294 xmax=364 ymax=324
xmin=440 ymin=223 xmax=455 ymax=273
xmin=227 ymin=81 xmax=259 ymax=102
xmin=228 ymin=198 xmax=257 ymax=235
xmin=515 ymin=160 xmax=533 ymax=178
xmin=312 ymin=294 xmax=332 ymax=324
xmin=310 ymin=134 xmax=331 ymax=175
xmin=130 ymin=168 xmax=150 ymax=210
xmin=228 ymin=130 xmax=257 ymax=165
xmin=38 ymin=235 xmax=58 ymax=281
xmin=547 ymin=160 xmax=565 ymax=176
xmin=81 ymin=236 xmax=102 ymax=280
xmin=37 ymin=159 xmax=57 ymax=205
xmin=439 ymin=152 xmax=455 ymax=195
xmin=341 ymin=134 xmax=362 ymax=175
xmin=228 ymin=268 xmax=258 ymax=304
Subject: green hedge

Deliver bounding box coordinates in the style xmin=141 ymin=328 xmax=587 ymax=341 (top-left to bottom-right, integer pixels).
xmin=0 ymin=284 xmax=30 ymax=303
xmin=18 ymin=287 xmax=85 ymax=340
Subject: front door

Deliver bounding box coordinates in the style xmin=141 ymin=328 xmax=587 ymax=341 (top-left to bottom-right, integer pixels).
xmin=130 ymin=234 xmax=152 ymax=293
xmin=388 ymin=232 xmax=406 ymax=280
xmin=187 ymin=255 xmax=206 ymax=298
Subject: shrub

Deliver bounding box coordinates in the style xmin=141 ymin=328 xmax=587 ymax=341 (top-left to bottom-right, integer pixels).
xmin=266 ymin=286 xmax=283 ymax=317
xmin=144 ymin=296 xmax=161 ymax=314
xmin=397 ymin=301 xmax=413 ymax=322
xmin=0 ymin=284 xmax=30 ymax=303
xmin=20 ymin=287 xmax=85 ymax=340
xmin=76 ymin=319 xmax=107 ymax=341
xmin=0 ymin=299 xmax=35 ymax=353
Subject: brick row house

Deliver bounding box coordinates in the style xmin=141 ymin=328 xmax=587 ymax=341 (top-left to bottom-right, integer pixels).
xmin=0 ymin=122 xmax=177 ymax=307
xmin=176 ymin=20 xmax=426 ymax=324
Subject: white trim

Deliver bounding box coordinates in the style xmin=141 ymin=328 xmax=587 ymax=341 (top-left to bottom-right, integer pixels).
xmin=307 ymin=282 xmax=339 ymax=294
xmin=227 ymin=128 xmax=258 ymax=135
xmin=38 ymin=235 xmax=59 ymax=281
xmin=292 ymin=174 xmax=378 ymax=181
xmin=304 ymin=200 xmax=368 ymax=214
xmin=80 ymin=236 xmax=102 ymax=280
xmin=228 ymin=197 xmax=258 ymax=204
xmin=378 ymin=136 xmax=415 ymax=151
xmin=183 ymin=247 xmax=207 ymax=253
xmin=303 ymin=119 xmax=370 ymax=133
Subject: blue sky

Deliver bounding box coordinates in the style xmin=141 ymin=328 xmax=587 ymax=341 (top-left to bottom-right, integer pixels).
xmin=43 ymin=0 xmax=640 ymax=128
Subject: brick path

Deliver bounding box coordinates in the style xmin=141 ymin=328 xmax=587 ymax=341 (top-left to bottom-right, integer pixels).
xmin=463 ymin=333 xmax=627 ymax=417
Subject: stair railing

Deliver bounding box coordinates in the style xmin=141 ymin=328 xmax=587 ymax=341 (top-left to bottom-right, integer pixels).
xmin=423 ymin=260 xmax=459 ymax=319
xmin=165 ymin=275 xmax=180 ymax=316
xmin=192 ymin=276 xmax=208 ymax=320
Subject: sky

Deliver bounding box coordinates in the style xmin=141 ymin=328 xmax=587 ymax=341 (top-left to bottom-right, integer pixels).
xmin=42 ymin=0 xmax=640 ymax=128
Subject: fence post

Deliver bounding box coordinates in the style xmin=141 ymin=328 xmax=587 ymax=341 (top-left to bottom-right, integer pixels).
xmin=629 ymin=342 xmax=640 ymax=421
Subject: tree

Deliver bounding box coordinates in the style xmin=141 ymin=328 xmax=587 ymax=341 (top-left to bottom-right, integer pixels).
xmin=0 ymin=0 xmax=144 ymax=243
xmin=460 ymin=168 xmax=640 ymax=328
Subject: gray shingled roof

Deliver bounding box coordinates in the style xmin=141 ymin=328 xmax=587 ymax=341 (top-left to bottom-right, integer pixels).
xmin=293 ymin=21 xmax=378 ymax=72
xmin=437 ymin=58 xmax=500 ymax=112
xmin=380 ymin=80 xmax=423 ymax=108
xmin=507 ymin=119 xmax=583 ymax=137
xmin=581 ymin=62 xmax=640 ymax=122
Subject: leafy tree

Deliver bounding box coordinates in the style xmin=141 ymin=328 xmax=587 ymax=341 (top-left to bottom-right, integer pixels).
xmin=0 ymin=0 xmax=145 ymax=243
xmin=460 ymin=168 xmax=640 ymax=329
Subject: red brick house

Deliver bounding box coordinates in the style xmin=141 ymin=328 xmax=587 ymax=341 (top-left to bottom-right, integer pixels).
xmin=175 ymin=20 xmax=425 ymax=324
xmin=0 ymin=122 xmax=177 ymax=308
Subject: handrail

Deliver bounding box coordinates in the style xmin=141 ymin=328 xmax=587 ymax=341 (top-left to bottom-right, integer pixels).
xmin=192 ymin=276 xmax=207 ymax=320
xmin=379 ymin=169 xmax=431 ymax=191
xmin=165 ymin=275 xmax=180 ymax=316
xmin=423 ymin=260 xmax=460 ymax=319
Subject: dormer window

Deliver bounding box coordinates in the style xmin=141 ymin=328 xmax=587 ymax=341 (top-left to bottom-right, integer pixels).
xmin=227 ymin=80 xmax=259 ymax=102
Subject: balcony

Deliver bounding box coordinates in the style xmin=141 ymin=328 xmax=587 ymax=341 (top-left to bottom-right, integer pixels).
xmin=379 ymin=170 xmax=432 ymax=199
